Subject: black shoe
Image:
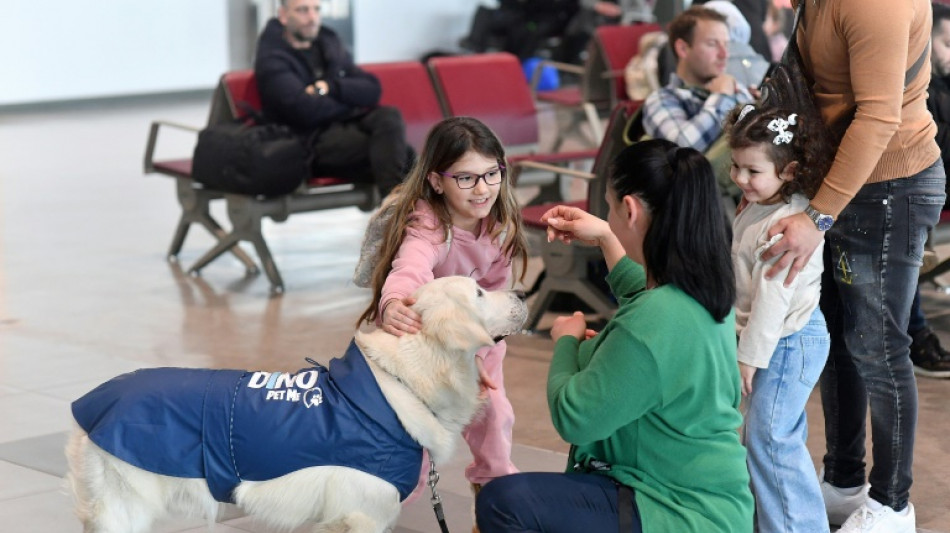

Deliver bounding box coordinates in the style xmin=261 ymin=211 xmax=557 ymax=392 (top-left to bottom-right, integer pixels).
xmin=910 ymin=327 xmax=950 ymax=378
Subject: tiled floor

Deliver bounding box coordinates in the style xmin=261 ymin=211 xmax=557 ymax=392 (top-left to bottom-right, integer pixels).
xmin=1 ymin=95 xmax=948 ymax=532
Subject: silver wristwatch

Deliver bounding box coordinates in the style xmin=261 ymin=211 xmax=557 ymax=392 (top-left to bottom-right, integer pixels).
xmin=804 ymin=205 xmax=834 ymax=231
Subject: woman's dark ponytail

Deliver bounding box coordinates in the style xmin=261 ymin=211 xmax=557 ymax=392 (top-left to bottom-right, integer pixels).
xmin=610 ymin=140 xmax=735 ymax=322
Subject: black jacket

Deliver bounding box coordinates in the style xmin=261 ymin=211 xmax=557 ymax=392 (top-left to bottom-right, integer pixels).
xmin=254 ymin=18 xmax=381 ymax=133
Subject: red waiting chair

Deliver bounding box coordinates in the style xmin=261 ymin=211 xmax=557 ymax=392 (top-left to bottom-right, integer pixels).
xmin=530 ymin=23 xmax=662 ymax=149
xmin=361 ymin=61 xmax=445 ymax=152
xmin=427 ymin=52 xmax=599 ymax=205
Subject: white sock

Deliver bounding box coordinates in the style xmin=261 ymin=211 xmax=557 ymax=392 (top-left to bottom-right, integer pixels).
xmin=867 ymin=498 xmax=884 ymax=511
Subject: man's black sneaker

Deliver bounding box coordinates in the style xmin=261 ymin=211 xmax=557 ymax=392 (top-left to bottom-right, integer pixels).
xmin=910 ymin=327 xmax=950 ymax=378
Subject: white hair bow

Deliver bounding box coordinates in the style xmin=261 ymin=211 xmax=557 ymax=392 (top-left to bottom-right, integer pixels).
xmin=767 ymin=114 xmax=798 ymax=145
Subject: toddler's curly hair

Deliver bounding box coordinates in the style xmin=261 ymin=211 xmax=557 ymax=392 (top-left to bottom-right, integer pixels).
xmin=724 ymin=104 xmax=834 ymax=201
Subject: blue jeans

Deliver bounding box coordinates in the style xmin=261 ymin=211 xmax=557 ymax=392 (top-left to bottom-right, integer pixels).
xmin=819 ymin=159 xmax=946 ymax=511
xmin=475 ymin=472 xmax=643 ymax=533
xmin=743 ymin=308 xmax=830 ymax=533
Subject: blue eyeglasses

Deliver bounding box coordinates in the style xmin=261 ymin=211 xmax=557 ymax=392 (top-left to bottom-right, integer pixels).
xmin=437 ymin=164 xmax=506 ymax=189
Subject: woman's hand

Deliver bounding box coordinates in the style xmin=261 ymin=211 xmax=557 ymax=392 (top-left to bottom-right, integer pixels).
xmin=381 ymin=297 xmax=420 ymax=336
xmin=739 ymin=363 xmax=756 ymax=396
xmin=542 ymin=205 xmax=610 ymax=247
xmin=551 ymin=311 xmax=597 ymax=342
xmin=759 ymin=212 xmax=825 ymax=287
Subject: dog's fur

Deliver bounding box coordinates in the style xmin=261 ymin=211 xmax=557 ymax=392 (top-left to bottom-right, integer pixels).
xmin=65 ymin=276 xmax=527 ymax=533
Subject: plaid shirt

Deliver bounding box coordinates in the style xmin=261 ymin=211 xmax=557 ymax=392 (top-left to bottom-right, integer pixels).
xmin=642 ymin=74 xmax=752 ymax=152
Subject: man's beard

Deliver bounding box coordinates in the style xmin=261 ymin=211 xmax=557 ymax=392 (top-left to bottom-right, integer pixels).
xmin=291 ymin=28 xmax=318 ymax=44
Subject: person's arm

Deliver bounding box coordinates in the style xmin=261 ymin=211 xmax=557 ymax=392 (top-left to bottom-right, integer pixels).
xmin=541 ymin=205 xmax=626 ymax=270
xmin=761 ymin=0 xmax=913 ymax=284
xmin=255 ymin=55 xmax=355 ymax=130
xmin=321 ymin=36 xmax=382 ymax=108
xmin=547 ymin=326 xmax=662 ymax=445
xmin=737 ymin=237 xmax=798 ymax=371
xmin=642 ymin=87 xmax=740 ymax=152
xmin=379 ymin=227 xmax=443 ymax=335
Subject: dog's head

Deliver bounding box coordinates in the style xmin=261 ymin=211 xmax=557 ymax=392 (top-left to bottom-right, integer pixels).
xmin=410 ymin=276 xmax=527 ymax=354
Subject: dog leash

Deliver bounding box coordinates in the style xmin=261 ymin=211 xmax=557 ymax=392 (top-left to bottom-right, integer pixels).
xmin=427 ymin=458 xmax=451 ymax=533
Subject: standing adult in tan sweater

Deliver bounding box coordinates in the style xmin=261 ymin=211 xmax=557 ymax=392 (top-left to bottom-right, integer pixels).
xmin=761 ymin=1 xmax=946 ymax=531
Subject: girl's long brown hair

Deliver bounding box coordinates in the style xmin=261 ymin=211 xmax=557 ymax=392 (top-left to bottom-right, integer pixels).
xmin=356 ymin=117 xmax=529 ymax=326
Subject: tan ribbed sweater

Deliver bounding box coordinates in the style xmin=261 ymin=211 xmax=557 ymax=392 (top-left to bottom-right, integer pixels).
xmin=794 ymin=0 xmax=940 ymax=217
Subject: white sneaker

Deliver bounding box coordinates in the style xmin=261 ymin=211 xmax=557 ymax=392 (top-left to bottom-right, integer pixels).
xmin=837 ymin=502 xmax=916 ymax=533
xmin=820 ymin=473 xmax=870 ymax=526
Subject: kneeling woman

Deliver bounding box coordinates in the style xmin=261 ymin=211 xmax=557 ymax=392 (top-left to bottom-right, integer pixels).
xmin=475 ymin=139 xmax=754 ymax=532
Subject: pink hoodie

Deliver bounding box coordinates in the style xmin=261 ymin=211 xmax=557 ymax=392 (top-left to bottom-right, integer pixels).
xmin=380 ymin=199 xmax=513 ymax=310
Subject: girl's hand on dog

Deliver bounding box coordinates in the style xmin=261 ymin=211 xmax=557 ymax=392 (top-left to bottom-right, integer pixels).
xmin=382 ymin=297 xmax=421 ymax=336
xmin=551 ymin=311 xmax=596 ymax=342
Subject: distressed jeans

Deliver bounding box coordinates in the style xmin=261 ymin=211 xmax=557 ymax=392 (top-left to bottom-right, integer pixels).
xmin=819 ymin=159 xmax=946 ymax=511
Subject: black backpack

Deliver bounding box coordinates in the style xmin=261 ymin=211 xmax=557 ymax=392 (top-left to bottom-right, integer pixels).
xmin=192 ymin=118 xmax=312 ymax=198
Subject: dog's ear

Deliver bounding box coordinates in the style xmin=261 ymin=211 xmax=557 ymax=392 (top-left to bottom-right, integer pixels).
xmin=416 ymin=298 xmax=495 ymax=353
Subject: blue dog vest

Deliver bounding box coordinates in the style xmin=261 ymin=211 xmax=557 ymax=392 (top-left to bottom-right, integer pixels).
xmin=72 ymin=341 xmax=423 ymax=503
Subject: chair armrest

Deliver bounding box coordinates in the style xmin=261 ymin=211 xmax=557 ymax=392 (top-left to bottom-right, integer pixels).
xmin=530 ymin=59 xmax=585 ymax=93
xmin=600 ymin=69 xmax=627 ymax=81
xmin=144 ymin=120 xmax=201 ymax=173
xmin=511 ymin=160 xmax=595 ymax=180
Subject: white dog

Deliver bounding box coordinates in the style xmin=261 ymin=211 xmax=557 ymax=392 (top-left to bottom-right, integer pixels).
xmin=65 ymin=276 xmax=527 ymax=533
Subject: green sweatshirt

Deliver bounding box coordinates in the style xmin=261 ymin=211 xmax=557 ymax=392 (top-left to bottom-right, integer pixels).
xmin=548 ymin=257 xmax=753 ymax=533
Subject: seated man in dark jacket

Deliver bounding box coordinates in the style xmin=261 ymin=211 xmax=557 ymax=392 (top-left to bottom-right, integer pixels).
xmin=255 ymin=0 xmax=410 ymax=198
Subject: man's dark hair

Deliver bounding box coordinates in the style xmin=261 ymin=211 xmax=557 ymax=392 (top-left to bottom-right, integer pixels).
xmin=667 ymin=6 xmax=728 ymax=48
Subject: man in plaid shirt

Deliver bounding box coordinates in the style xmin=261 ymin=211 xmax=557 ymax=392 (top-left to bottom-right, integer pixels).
xmin=643 ymin=6 xmax=753 ymax=152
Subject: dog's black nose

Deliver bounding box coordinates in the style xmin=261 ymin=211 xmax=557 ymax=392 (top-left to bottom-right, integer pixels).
xmin=513 ymin=290 xmax=526 ymax=301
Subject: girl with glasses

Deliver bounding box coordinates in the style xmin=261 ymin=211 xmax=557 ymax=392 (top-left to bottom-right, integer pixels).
xmin=357 ymin=116 xmax=529 ymax=509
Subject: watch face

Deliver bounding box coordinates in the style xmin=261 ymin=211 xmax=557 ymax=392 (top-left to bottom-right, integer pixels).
xmin=817 ymin=215 xmax=833 ymax=231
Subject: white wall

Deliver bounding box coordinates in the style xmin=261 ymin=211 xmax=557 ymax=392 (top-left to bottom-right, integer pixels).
xmin=0 ymin=0 xmax=230 ymax=106
xmin=0 ymin=0 xmax=484 ymax=106
xmin=352 ymin=0 xmax=483 ymax=63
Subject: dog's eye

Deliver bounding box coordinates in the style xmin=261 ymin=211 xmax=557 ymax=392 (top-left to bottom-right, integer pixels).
xmin=476 ymin=288 xmax=484 ymax=297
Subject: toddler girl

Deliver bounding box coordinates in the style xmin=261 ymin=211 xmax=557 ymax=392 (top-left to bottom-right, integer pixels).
xmin=725 ymin=103 xmax=834 ymax=533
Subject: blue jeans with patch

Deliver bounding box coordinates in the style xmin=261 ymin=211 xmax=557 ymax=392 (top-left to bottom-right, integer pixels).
xmin=743 ymin=308 xmax=830 ymax=533
xmin=819 ymin=159 xmax=946 ymax=511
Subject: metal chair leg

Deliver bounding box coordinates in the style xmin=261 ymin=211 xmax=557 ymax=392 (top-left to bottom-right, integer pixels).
xmin=249 ymin=234 xmax=284 ymax=294
xmin=170 ymin=178 xmax=258 ymax=272
xmin=198 ymin=215 xmax=258 ymax=273
xmin=187 ymin=233 xmax=242 ymax=276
